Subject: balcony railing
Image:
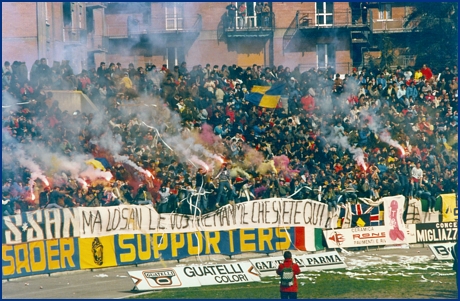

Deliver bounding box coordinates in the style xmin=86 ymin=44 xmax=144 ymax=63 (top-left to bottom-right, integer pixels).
xmin=223 ymin=12 xmax=275 ymax=32
xmin=62 ymin=28 xmax=87 ymax=44
xmin=106 ymin=15 xmax=202 ymax=38
xmin=372 ymin=18 xmax=414 ymax=33
xmin=294 ymin=9 xmax=371 ymax=28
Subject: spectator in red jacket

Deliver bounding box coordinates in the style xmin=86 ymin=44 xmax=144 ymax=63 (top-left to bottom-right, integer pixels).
xmin=276 ymin=251 xmax=301 ymax=299
xmin=421 ymin=64 xmax=433 ymax=81
xmin=19 ymin=82 xmax=34 ymax=97
xmin=300 ymin=88 xmax=315 ymax=113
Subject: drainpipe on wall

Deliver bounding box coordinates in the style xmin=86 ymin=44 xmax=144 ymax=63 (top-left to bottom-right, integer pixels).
xmin=36 ymin=2 xmax=47 ymax=60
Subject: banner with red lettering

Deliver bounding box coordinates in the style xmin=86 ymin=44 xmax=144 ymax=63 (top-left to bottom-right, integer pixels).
xmin=383 ymin=195 xmax=408 ymax=244
xmin=323 ymin=224 xmax=417 ymax=248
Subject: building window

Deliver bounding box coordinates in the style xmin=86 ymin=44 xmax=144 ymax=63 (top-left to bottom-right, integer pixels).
xmin=165 ymin=3 xmax=183 ymax=30
xmin=316 ymin=2 xmax=333 ymax=26
xmin=63 ymin=2 xmax=72 ymax=26
xmin=378 ymin=3 xmax=392 ymax=20
xmin=316 ymin=44 xmax=335 ymax=69
xmin=234 ymin=2 xmax=259 ymax=28
xmin=166 ymin=47 xmax=185 ymax=69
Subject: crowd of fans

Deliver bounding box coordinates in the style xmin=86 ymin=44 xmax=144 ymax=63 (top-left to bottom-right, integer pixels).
xmin=2 ymin=57 xmax=458 ymax=220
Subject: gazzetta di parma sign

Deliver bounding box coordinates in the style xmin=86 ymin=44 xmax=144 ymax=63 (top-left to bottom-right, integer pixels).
xmin=249 ymin=251 xmax=346 ymax=275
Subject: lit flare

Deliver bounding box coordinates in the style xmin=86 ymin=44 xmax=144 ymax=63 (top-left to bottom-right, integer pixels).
xmin=145 ymin=170 xmax=154 ymax=179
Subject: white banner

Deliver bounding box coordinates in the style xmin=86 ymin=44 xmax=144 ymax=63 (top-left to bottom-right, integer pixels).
xmin=428 ymin=243 xmax=455 ymax=260
xmin=78 ymin=199 xmax=328 ymax=238
xmin=406 ymin=198 xmax=422 ymax=224
xmin=185 ymin=262 xmax=261 ymax=286
xmin=128 ymin=268 xmax=201 ymax=291
xmin=2 ymin=208 xmax=80 ymax=244
xmin=383 ymin=195 xmax=408 ymax=244
xmin=128 ymin=262 xmax=260 ymax=291
xmin=249 ymin=251 xmax=346 ymax=276
xmin=323 ymin=224 xmax=417 ymax=249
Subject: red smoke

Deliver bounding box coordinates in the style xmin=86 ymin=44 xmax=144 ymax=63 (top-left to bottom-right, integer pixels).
xmin=273 ymin=155 xmax=289 ymax=172
xmin=200 ymin=123 xmax=219 ymax=146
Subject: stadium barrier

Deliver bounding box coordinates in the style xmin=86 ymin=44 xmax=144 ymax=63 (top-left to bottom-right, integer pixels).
xmin=2 ymin=195 xmax=457 ymax=279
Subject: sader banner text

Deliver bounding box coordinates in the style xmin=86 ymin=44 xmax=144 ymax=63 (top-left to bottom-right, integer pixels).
xmin=78 ymin=199 xmax=327 ymax=238
xmin=2 ymin=226 xmax=323 ymax=279
xmin=2 ymin=237 xmax=80 ymax=278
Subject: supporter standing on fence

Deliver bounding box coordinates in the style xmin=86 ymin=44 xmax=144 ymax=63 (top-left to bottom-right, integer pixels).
xmin=238 ymin=2 xmax=247 ymax=29
xmin=276 ymin=251 xmax=301 ymax=299
xmin=226 ymin=3 xmax=237 ymax=29
xmin=255 ymin=2 xmax=263 ymax=27
xmin=214 ymin=162 xmax=232 ymax=208
xmin=195 ymin=167 xmax=208 ymax=212
xmin=262 ymin=3 xmax=271 ymax=27
xmin=410 ymin=162 xmax=423 ymax=198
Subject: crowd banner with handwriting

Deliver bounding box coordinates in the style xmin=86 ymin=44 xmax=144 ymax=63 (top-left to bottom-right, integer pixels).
xmin=78 ymin=199 xmax=328 ymax=238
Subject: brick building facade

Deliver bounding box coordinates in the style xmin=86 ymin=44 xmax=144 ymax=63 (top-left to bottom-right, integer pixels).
xmin=2 ymin=2 xmax=416 ymax=74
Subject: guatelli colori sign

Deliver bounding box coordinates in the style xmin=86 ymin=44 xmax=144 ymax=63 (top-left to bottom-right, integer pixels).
xmin=128 ymin=261 xmax=260 ymax=291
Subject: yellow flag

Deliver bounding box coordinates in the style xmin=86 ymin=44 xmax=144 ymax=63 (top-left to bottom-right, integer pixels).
xmin=441 ymin=193 xmax=457 ymax=222
xmin=79 ymin=236 xmax=117 ymax=269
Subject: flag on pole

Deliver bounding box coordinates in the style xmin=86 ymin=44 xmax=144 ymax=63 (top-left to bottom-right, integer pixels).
xmin=244 ymin=83 xmax=285 ymax=108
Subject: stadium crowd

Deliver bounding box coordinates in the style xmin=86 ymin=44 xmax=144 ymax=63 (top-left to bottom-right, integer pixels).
xmin=1 ymin=57 xmax=458 ymax=219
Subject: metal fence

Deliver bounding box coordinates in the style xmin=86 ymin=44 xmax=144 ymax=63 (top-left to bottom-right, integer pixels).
xmin=223 ymin=12 xmax=275 ymax=31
